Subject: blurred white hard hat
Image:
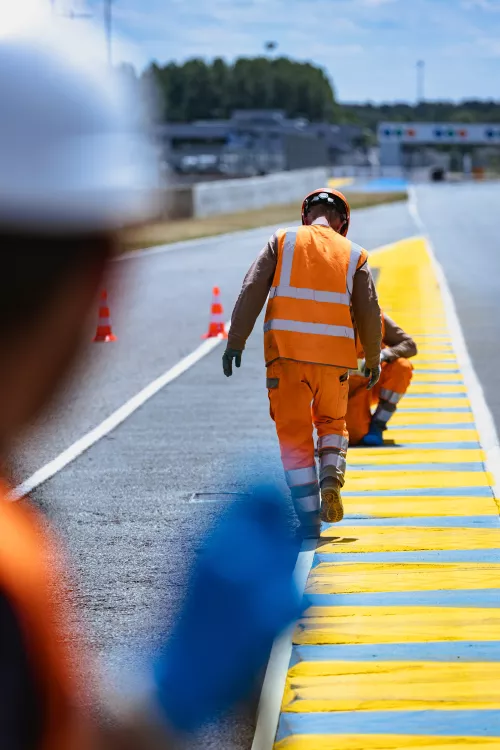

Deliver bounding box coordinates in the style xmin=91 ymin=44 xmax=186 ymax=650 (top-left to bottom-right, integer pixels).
xmin=0 ymin=15 xmax=160 ymax=233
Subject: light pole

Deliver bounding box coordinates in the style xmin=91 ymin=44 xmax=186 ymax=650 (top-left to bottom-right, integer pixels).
xmin=416 ymin=60 xmax=425 ymax=104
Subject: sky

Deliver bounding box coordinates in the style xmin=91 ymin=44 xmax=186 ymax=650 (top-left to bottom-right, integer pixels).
xmin=58 ymin=0 xmax=500 ymax=103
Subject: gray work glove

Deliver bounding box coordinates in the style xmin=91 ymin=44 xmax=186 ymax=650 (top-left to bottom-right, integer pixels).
xmin=222 ymin=348 xmax=242 ymax=377
xmin=363 ymin=364 xmax=381 ymax=390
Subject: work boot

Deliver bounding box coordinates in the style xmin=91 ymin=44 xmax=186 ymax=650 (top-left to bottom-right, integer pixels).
xmin=360 ymin=421 xmax=385 ymax=447
xmin=320 ymin=478 xmax=344 ymax=523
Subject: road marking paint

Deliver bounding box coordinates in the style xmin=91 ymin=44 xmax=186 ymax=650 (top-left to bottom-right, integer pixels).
xmin=292 ymin=642 xmax=500 ymax=663
xmin=294 ymin=607 xmax=500 ymax=645
xmin=11 ymin=328 xmax=230 ymax=499
xmin=316 ymin=526 xmax=500 ymax=554
xmin=308 ymin=563 xmax=500 ymax=593
xmin=315 ymin=550 xmax=500 ymax=563
xmin=282 ymin=660 xmax=500 ymax=712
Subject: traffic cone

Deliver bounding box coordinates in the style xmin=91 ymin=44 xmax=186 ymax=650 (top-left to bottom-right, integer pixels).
xmin=203 ymin=286 xmax=228 ymax=339
xmin=93 ymin=290 xmax=117 ymax=343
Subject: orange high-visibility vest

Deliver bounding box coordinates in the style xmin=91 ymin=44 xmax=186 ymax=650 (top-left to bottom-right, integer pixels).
xmin=0 ymin=485 xmax=93 ymax=750
xmin=264 ymin=224 xmax=368 ymax=368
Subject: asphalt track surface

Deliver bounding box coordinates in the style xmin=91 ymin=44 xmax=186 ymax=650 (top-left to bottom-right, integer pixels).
xmin=15 ymin=182 xmax=499 ymax=748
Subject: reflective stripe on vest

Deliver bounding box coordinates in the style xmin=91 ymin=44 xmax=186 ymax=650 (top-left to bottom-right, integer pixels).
xmin=264 ymin=319 xmax=355 ymax=340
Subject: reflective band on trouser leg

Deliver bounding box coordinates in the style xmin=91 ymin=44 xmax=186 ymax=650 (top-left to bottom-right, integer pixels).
xmin=373 ymin=400 xmax=397 ymax=426
xmin=287 ymin=465 xmax=320 ymax=516
xmin=379 ymin=387 xmax=403 ymax=405
xmin=291 ymin=488 xmax=321 ymax=514
xmin=285 ymin=465 xmax=318 ymax=488
xmin=319 ymin=452 xmax=347 ymax=484
xmin=318 ymin=434 xmax=349 ymax=453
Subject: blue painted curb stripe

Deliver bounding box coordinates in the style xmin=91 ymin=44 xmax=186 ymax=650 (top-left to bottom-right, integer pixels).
xmin=343 ymin=487 xmax=493 ymax=497
xmin=313 ymin=549 xmax=500 ymax=564
xmin=326 ymin=515 xmax=498 ymax=528
xmin=276 ymin=711 xmax=500 ymax=740
xmin=290 ymin=642 xmax=500 ymax=665
xmin=305 ymin=590 xmax=500 ymax=608
xmin=350 ymin=463 xmax=484 ymax=472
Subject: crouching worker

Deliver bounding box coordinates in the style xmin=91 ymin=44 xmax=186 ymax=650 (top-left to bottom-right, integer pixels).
xmin=348 ymin=312 xmax=418 ymax=446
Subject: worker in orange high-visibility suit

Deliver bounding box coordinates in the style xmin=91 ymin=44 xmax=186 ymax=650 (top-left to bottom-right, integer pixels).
xmin=223 ymin=189 xmax=382 ymax=536
xmin=347 ymin=312 xmax=417 ymax=446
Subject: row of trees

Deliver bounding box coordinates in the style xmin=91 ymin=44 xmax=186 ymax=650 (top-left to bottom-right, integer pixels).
xmin=121 ymin=56 xmax=500 ymax=128
xmin=138 ymin=57 xmax=338 ymax=123
xmin=341 ymin=101 xmax=500 ymax=128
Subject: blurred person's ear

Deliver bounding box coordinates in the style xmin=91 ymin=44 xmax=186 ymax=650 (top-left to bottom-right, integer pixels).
xmin=0 ymin=241 xmax=112 ymax=443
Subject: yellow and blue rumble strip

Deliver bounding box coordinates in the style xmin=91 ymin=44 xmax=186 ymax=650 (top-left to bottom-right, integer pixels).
xmin=274 ymin=237 xmax=500 ymax=749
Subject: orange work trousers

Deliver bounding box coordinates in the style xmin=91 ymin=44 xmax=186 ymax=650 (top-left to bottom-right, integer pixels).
xmin=347 ymin=358 xmax=413 ymax=445
xmin=267 ymin=360 xmax=349 ymax=498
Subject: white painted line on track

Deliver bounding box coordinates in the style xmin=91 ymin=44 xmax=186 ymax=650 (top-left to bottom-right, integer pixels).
xmin=408 ymin=186 xmax=500 ymax=501
xmin=251 ymin=540 xmax=316 ymax=750
xmin=11 ymin=328 xmax=230 ymax=500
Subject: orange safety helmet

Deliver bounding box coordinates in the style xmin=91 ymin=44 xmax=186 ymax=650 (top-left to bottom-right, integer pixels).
xmin=301 ymin=188 xmax=351 ymax=236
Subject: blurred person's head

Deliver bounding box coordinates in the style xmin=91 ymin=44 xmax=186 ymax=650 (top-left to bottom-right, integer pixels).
xmin=301 ymin=189 xmax=350 ymax=236
xmin=0 ymin=23 xmax=158 ymax=446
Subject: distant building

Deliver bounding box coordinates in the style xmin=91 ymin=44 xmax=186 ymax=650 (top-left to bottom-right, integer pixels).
xmin=155 ymin=111 xmax=366 ymax=178
xmin=379 ymin=121 xmax=500 ymax=171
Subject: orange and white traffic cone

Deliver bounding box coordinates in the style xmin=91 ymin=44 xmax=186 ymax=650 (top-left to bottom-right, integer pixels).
xmin=93 ymin=290 xmax=117 ymax=343
xmin=203 ymin=286 xmax=228 ymax=339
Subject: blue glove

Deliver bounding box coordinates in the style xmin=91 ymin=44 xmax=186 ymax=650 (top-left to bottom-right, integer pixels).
xmin=152 ymin=485 xmax=302 ymax=734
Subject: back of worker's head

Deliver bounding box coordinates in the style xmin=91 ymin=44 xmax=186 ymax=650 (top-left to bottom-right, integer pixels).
xmin=301 ymin=189 xmax=350 ymax=236
xmin=305 ymin=203 xmax=345 ymax=232
xmin=0 ymin=21 xmax=159 ymax=441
